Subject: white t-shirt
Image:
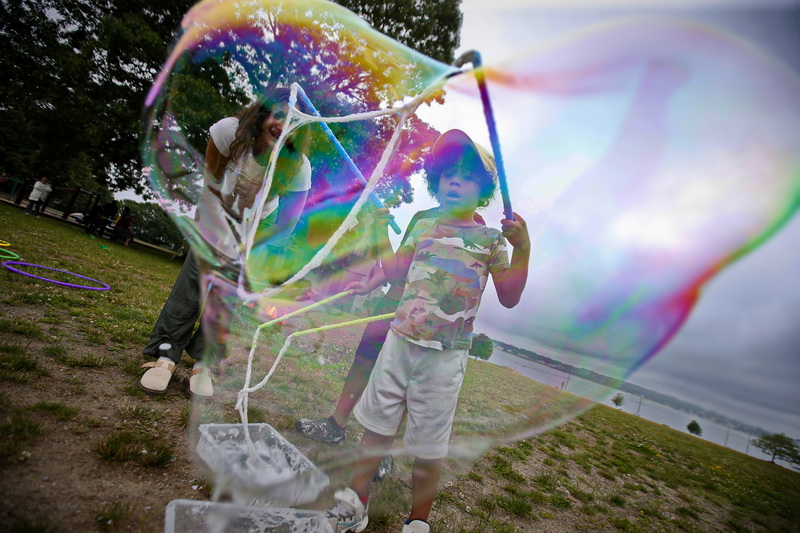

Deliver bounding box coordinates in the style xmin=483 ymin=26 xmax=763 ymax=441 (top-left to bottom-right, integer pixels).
xmin=29 ymin=181 xmax=53 ymax=201
xmin=196 ymin=117 xmax=311 ymax=263
xmin=209 ymin=117 xmax=310 ymax=219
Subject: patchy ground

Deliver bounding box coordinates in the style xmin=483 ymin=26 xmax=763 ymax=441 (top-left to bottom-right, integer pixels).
xmin=0 ymin=298 xmax=796 ymax=533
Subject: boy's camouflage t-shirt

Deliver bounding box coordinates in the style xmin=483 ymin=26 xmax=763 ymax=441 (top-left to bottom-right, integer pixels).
xmin=391 ymin=218 xmax=509 ymax=350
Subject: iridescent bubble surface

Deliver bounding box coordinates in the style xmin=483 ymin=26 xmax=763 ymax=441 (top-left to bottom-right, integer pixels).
xmin=142 ymin=0 xmax=800 ymax=491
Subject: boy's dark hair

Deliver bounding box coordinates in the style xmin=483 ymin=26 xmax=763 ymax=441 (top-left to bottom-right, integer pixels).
xmin=423 ymin=131 xmax=496 ymax=208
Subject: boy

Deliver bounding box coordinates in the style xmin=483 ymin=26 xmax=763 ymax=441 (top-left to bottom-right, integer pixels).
xmin=327 ymin=130 xmax=530 ymax=533
xmin=296 ymin=207 xmax=484 ymax=482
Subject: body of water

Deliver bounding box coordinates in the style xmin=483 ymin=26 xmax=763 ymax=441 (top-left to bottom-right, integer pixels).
xmin=486 ymin=349 xmax=795 ymax=469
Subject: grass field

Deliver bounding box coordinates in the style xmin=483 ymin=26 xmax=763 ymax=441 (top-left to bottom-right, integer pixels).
xmin=1 ymin=206 xmax=798 ymax=532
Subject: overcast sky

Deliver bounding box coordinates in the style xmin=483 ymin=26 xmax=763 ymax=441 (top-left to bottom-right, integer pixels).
xmin=394 ymin=0 xmax=800 ymax=437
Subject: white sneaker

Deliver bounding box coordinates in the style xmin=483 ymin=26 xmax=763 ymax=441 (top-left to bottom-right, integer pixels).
xmin=403 ymin=519 xmax=430 ymax=533
xmin=326 ymin=487 xmax=368 ymax=532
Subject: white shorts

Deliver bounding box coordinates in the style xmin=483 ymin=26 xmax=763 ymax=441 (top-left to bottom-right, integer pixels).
xmin=353 ymin=329 xmax=469 ymax=460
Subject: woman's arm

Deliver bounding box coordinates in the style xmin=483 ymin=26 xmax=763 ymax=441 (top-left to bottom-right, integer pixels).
xmin=492 ymin=212 xmax=531 ymax=308
xmin=252 ymin=190 xmax=308 ymax=247
xmin=204 ymin=138 xmax=230 ymax=184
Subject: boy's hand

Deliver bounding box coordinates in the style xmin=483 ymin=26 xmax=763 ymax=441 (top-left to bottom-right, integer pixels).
xmin=373 ymin=207 xmax=395 ymax=229
xmin=344 ymin=280 xmax=371 ymax=295
xmin=501 ymin=212 xmax=530 ymax=251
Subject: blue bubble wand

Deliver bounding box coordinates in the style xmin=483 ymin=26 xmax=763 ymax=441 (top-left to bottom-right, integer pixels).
xmin=294 ymin=86 xmax=402 ymax=234
xmin=452 ymin=50 xmax=515 ymax=222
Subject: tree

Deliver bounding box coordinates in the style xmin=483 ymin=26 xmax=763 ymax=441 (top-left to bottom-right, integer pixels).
xmin=469 ymin=333 xmax=494 ymax=360
xmin=0 ymin=0 xmax=196 ymax=192
xmin=687 ymin=420 xmax=702 ymax=436
xmin=611 ymin=393 xmax=625 ymax=409
xmin=751 ymin=433 xmax=800 ymax=464
xmin=334 ymin=0 xmax=462 ymax=64
xmin=1 ymin=0 xmax=462 ymax=197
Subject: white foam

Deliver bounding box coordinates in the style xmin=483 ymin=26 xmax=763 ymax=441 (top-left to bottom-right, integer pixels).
xmin=165 ymin=499 xmax=333 ymax=533
xmin=196 ymin=423 xmax=329 ymax=506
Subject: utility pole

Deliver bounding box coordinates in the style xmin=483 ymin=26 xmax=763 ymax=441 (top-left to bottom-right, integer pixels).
xmin=636 ymin=396 xmax=643 ymax=416
xmin=724 ymin=427 xmax=730 ymax=447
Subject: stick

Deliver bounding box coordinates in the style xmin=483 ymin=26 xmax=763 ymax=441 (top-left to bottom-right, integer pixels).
xmin=452 ymin=50 xmax=514 ymax=221
xmin=294 ymin=86 xmax=402 ymax=234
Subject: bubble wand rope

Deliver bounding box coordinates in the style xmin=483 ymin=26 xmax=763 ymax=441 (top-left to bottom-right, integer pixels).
xmin=239 ymin=290 xmax=353 ymax=401
xmin=235 ymin=290 xmax=352 ymax=460
xmin=258 ymin=76 xmax=455 ymax=297
xmin=294 ymin=86 xmax=401 ymax=235
xmin=236 ymin=309 xmax=397 ymax=462
xmin=452 ymin=50 xmax=515 ymax=221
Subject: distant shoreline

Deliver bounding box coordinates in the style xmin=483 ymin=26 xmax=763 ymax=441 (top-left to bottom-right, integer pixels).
xmin=491 ymin=340 xmax=771 ymax=437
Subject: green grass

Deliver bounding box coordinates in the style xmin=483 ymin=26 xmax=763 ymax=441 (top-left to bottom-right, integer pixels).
xmin=0 ymin=413 xmax=46 ymax=461
xmin=1 ymin=208 xmax=799 ymax=533
xmin=94 ymin=429 xmax=174 ymax=467
xmin=0 ymin=318 xmax=45 ymax=339
xmin=95 ymin=501 xmax=130 ymax=530
xmin=0 ymin=344 xmax=45 ymax=382
xmin=25 ymin=401 xmax=80 ymax=420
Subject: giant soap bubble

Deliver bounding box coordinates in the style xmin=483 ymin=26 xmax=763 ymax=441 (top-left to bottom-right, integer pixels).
xmin=142 ymin=0 xmax=800 ymax=509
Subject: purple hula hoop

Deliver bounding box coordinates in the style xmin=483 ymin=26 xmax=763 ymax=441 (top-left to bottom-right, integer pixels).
xmin=2 ymin=261 xmax=110 ymax=291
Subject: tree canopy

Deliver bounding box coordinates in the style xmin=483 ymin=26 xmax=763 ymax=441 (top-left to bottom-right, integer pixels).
xmin=0 ymin=0 xmax=197 ymax=194
xmin=751 ymin=433 xmax=800 ymax=464
xmin=1 ymin=0 xmax=463 ymax=204
xmin=687 ymin=420 xmax=702 ymax=436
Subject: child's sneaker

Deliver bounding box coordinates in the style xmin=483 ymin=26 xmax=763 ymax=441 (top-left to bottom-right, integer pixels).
xmin=326 ymin=487 xmax=368 ymax=532
xmin=295 ymin=416 xmax=346 ymax=444
xmin=402 ymin=519 xmax=430 ymax=533
xmin=372 ymin=455 xmax=393 ymax=482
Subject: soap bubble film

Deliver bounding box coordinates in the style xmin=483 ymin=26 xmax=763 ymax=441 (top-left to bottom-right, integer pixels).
xmin=142 ymin=0 xmax=800 ymax=498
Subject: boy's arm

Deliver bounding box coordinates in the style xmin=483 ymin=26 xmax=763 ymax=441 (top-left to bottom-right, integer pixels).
xmin=492 ymin=212 xmax=531 ymax=308
xmin=345 ymin=268 xmax=387 ymax=295
xmin=374 ymin=208 xmax=413 ymax=285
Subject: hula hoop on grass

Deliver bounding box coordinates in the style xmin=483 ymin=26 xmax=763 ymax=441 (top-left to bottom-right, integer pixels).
xmin=0 ymin=248 xmax=20 ymax=261
xmin=0 ymin=240 xmax=10 ymax=246
xmin=2 ymin=261 xmax=110 ymax=290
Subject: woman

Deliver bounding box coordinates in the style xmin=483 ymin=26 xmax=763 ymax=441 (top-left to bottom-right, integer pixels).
xmin=140 ymin=88 xmax=312 ymax=399
xmin=25 ymin=177 xmax=52 ymax=217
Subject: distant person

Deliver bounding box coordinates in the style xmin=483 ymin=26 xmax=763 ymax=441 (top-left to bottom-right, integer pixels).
xmin=114 ymin=206 xmax=135 ymax=246
xmin=85 ymin=200 xmax=118 ymax=236
xmin=24 ymin=177 xmax=52 ymax=217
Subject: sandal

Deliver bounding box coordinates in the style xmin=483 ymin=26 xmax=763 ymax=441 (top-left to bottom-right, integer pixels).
xmin=139 ymin=360 xmax=176 ymax=395
xmin=184 ymin=367 xmax=214 ymax=399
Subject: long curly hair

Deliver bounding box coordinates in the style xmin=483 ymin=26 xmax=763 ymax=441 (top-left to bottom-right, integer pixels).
xmin=228 ymin=87 xmax=312 ymax=198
